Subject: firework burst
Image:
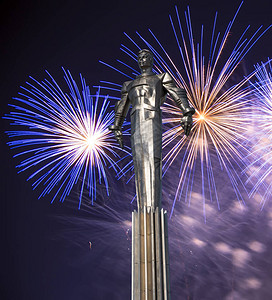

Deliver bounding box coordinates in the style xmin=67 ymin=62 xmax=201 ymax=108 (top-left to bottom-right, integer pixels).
xmin=100 ymin=3 xmax=271 ymax=219
xmin=246 ymin=59 xmax=272 ymax=208
xmin=5 ymin=69 xmax=123 ymax=208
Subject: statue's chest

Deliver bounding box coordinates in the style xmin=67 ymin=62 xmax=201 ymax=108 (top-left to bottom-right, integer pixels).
xmin=128 ymin=76 xmax=162 ymax=104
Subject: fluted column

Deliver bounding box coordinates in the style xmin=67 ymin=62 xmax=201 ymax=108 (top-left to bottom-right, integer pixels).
xmin=132 ymin=206 xmax=170 ymax=300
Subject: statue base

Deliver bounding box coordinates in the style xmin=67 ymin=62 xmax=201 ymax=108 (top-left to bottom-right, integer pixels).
xmin=132 ymin=206 xmax=170 ymax=300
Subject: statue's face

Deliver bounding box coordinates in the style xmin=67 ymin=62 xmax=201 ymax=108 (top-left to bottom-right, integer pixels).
xmin=138 ymin=51 xmax=153 ymax=69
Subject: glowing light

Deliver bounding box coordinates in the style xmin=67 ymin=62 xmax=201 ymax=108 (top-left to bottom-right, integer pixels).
xmin=197 ymin=113 xmax=206 ymax=122
xmin=86 ymin=134 xmax=98 ymax=149
xmin=5 ymin=69 xmax=123 ymax=208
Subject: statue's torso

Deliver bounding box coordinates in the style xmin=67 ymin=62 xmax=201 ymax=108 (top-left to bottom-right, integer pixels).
xmin=127 ymin=74 xmax=166 ymax=113
xmin=126 ymin=74 xmax=164 ymax=209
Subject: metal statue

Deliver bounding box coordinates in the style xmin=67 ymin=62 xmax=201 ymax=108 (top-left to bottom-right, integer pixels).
xmin=109 ymin=49 xmax=195 ymax=211
xmin=109 ymin=49 xmax=194 ymax=299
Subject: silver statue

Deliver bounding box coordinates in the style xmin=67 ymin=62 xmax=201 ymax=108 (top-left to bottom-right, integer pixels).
xmin=109 ymin=49 xmax=195 ymax=211
xmin=109 ymin=49 xmax=194 ymax=299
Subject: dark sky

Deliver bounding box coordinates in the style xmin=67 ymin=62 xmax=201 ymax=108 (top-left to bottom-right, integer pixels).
xmin=1 ymin=0 xmax=271 ymax=299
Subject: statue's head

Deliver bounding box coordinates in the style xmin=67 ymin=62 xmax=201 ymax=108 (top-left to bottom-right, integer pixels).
xmin=138 ymin=49 xmax=154 ymax=70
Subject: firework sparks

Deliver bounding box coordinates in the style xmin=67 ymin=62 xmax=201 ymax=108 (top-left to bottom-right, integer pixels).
xmin=246 ymin=59 xmax=272 ymax=208
xmin=5 ymin=69 xmax=123 ymax=208
xmin=100 ymin=3 xmax=271 ymax=219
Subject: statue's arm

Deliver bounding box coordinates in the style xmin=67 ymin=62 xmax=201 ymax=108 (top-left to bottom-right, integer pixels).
xmin=162 ymin=73 xmax=195 ymax=136
xmin=108 ymin=82 xmax=130 ymax=148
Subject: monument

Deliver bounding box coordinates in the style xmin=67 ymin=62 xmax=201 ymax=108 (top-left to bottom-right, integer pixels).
xmin=109 ymin=49 xmax=195 ymax=300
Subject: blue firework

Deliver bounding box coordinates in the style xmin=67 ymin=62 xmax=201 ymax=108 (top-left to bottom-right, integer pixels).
xmin=5 ymin=69 xmax=123 ymax=208
xmin=246 ymin=60 xmax=272 ymax=208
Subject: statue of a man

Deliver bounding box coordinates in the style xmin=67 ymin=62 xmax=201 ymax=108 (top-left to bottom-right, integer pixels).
xmin=109 ymin=49 xmax=195 ymax=211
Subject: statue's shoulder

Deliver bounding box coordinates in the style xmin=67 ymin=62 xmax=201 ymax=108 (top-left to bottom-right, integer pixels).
xmin=157 ymin=72 xmax=174 ymax=84
xmin=121 ymin=80 xmax=133 ymax=93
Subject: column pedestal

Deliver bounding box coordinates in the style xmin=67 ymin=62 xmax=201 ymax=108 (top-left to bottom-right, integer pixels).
xmin=132 ymin=206 xmax=171 ymax=300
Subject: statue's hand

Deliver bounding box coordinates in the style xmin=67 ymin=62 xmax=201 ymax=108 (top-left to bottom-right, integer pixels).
xmin=180 ymin=115 xmax=193 ymax=136
xmin=114 ymin=130 xmax=123 ymax=149
xmin=108 ymin=125 xmax=124 ymax=148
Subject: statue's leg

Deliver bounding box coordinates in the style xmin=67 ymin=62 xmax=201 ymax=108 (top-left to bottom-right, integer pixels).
xmin=153 ymin=157 xmax=162 ymax=208
xmin=131 ymin=110 xmax=162 ymax=210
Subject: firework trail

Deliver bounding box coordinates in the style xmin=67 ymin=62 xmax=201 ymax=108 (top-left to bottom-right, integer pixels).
xmin=246 ymin=59 xmax=272 ymax=208
xmin=100 ymin=3 xmax=271 ymax=219
xmin=5 ymin=69 xmax=124 ymax=208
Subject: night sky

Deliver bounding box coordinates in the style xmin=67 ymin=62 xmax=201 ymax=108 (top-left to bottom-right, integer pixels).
xmin=1 ymin=0 xmax=272 ymax=299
